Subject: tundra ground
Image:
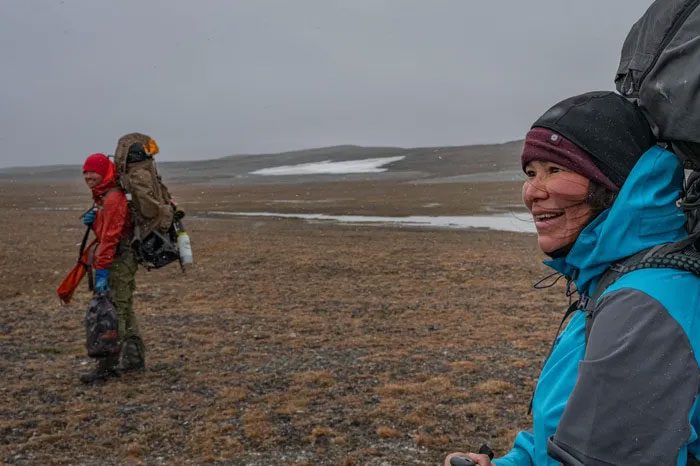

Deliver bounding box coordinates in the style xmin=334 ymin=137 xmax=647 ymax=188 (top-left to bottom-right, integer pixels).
xmin=0 ymin=179 xmax=566 ymax=465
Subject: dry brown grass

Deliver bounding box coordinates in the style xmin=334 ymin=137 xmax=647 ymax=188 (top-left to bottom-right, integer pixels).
xmin=376 ymin=425 xmax=402 ymax=439
xmin=474 ymin=380 xmax=516 ymax=395
xmin=415 ymin=434 xmax=451 ymax=447
xmin=448 ymin=360 xmax=479 ymax=372
xmin=291 ymin=370 xmax=337 ymax=388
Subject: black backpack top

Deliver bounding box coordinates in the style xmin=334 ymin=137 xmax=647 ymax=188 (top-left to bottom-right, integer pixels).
xmin=616 ymin=0 xmax=700 ymax=169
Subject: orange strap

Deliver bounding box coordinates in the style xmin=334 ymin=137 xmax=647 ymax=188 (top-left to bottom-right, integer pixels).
xmin=56 ymin=238 xmax=97 ymax=305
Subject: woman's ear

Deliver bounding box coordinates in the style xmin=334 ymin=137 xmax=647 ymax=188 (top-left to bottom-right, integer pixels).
xmin=587 ymin=182 xmax=617 ymax=213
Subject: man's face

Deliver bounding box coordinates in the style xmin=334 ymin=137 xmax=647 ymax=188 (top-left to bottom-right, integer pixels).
xmin=83 ymin=171 xmax=103 ymax=189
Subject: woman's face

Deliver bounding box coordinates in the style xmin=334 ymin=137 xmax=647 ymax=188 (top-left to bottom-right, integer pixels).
xmin=522 ymin=160 xmax=594 ymax=254
xmin=83 ymin=171 xmax=103 ymax=189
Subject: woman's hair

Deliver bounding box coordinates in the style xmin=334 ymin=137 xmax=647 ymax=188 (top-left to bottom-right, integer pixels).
xmin=587 ymin=181 xmax=617 ymax=216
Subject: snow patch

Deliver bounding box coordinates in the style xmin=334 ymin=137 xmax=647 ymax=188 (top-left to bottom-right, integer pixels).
xmin=208 ymin=211 xmax=535 ymax=233
xmin=251 ymin=156 xmax=405 ymax=176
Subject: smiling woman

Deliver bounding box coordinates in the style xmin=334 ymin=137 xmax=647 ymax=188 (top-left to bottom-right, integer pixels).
xmin=522 ymin=160 xmax=593 ymax=255
xmin=445 ymin=91 xmax=700 ymax=466
xmin=516 ymin=92 xmax=651 ymax=261
xmin=519 ymin=123 xmax=623 ymax=257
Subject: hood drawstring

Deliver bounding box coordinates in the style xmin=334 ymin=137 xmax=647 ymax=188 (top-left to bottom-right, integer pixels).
xmin=533 ymin=271 xmax=581 ymax=306
xmin=565 ymin=274 xmax=579 ymax=306
xmin=533 ymin=271 xmax=565 ymax=290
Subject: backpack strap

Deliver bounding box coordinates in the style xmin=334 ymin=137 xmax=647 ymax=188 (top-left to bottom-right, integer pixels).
xmin=583 ymin=237 xmax=700 ymax=342
xmin=580 ymin=246 xmax=662 ymax=341
xmin=77 ymin=223 xmax=94 ymax=291
xmin=606 ymin=239 xmax=700 ymax=279
xmin=117 ymin=172 xmax=144 ymax=244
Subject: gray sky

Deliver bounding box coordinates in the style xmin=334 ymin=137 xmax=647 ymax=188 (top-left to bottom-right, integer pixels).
xmin=1 ymin=1 xmax=651 ymax=168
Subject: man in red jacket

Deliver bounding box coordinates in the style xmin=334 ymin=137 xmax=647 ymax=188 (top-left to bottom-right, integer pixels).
xmin=80 ymin=153 xmax=146 ymax=384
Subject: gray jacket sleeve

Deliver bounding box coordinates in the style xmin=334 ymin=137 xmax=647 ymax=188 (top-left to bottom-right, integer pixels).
xmin=547 ymin=288 xmax=700 ymax=466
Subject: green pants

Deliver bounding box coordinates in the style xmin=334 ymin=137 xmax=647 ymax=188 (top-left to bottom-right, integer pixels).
xmin=107 ymin=250 xmax=146 ymax=368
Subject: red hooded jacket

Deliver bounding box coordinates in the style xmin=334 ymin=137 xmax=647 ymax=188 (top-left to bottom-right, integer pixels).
xmin=89 ymin=160 xmax=132 ymax=270
xmin=57 ymin=157 xmax=132 ymax=303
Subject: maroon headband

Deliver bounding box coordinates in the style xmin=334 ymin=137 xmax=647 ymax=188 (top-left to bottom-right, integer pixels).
xmin=521 ymin=127 xmax=619 ymax=192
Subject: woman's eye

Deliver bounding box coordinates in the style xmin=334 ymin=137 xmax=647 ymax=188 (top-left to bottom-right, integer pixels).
xmin=525 ymin=170 xmax=536 ymax=178
xmin=549 ymin=166 xmax=563 ymax=174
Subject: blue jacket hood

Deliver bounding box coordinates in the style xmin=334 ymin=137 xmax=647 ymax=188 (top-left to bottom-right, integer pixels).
xmin=545 ymin=146 xmax=687 ymax=294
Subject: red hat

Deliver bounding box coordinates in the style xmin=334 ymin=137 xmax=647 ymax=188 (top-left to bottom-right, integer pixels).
xmin=521 ymin=128 xmax=619 ymax=192
xmin=82 ymin=153 xmax=112 ymax=178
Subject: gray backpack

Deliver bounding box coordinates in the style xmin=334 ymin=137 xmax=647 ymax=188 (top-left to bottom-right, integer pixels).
xmin=616 ymin=0 xmax=700 ymax=233
xmin=616 ymin=0 xmax=700 ymax=169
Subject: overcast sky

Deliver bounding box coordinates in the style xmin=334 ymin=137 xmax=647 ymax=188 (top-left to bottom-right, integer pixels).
xmin=1 ymin=1 xmax=651 ymax=168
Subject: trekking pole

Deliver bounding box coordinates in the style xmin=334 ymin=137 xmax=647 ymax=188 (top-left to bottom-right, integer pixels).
xmin=449 ymin=444 xmax=494 ymax=466
xmin=79 ymin=205 xmax=95 ymax=290
xmin=450 ymin=457 xmax=475 ymax=466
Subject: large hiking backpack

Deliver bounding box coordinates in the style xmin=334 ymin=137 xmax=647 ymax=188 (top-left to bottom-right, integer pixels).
xmin=616 ymin=0 xmax=700 ymax=234
xmin=616 ymin=0 xmax=700 ymax=170
xmin=114 ymin=133 xmax=181 ymax=269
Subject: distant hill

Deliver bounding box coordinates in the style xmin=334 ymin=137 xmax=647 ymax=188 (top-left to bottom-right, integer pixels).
xmin=0 ymin=141 xmax=524 ymax=185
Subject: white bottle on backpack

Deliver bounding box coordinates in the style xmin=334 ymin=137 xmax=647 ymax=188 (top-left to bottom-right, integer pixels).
xmin=174 ymin=221 xmax=193 ymax=265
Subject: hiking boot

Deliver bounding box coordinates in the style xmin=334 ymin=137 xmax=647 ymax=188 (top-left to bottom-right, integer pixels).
xmin=79 ymin=359 xmax=120 ymax=384
xmin=118 ymin=359 xmax=145 ymax=373
xmin=118 ymin=336 xmax=146 ymax=373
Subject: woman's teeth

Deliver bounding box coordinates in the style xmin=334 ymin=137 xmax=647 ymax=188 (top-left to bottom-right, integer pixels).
xmin=535 ymin=212 xmax=562 ymax=221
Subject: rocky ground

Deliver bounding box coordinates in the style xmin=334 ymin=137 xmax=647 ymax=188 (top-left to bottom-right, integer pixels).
xmin=0 ymin=179 xmax=568 ymax=465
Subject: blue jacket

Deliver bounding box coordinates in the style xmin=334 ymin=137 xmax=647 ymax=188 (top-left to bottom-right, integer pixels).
xmin=495 ymin=146 xmax=700 ymax=466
